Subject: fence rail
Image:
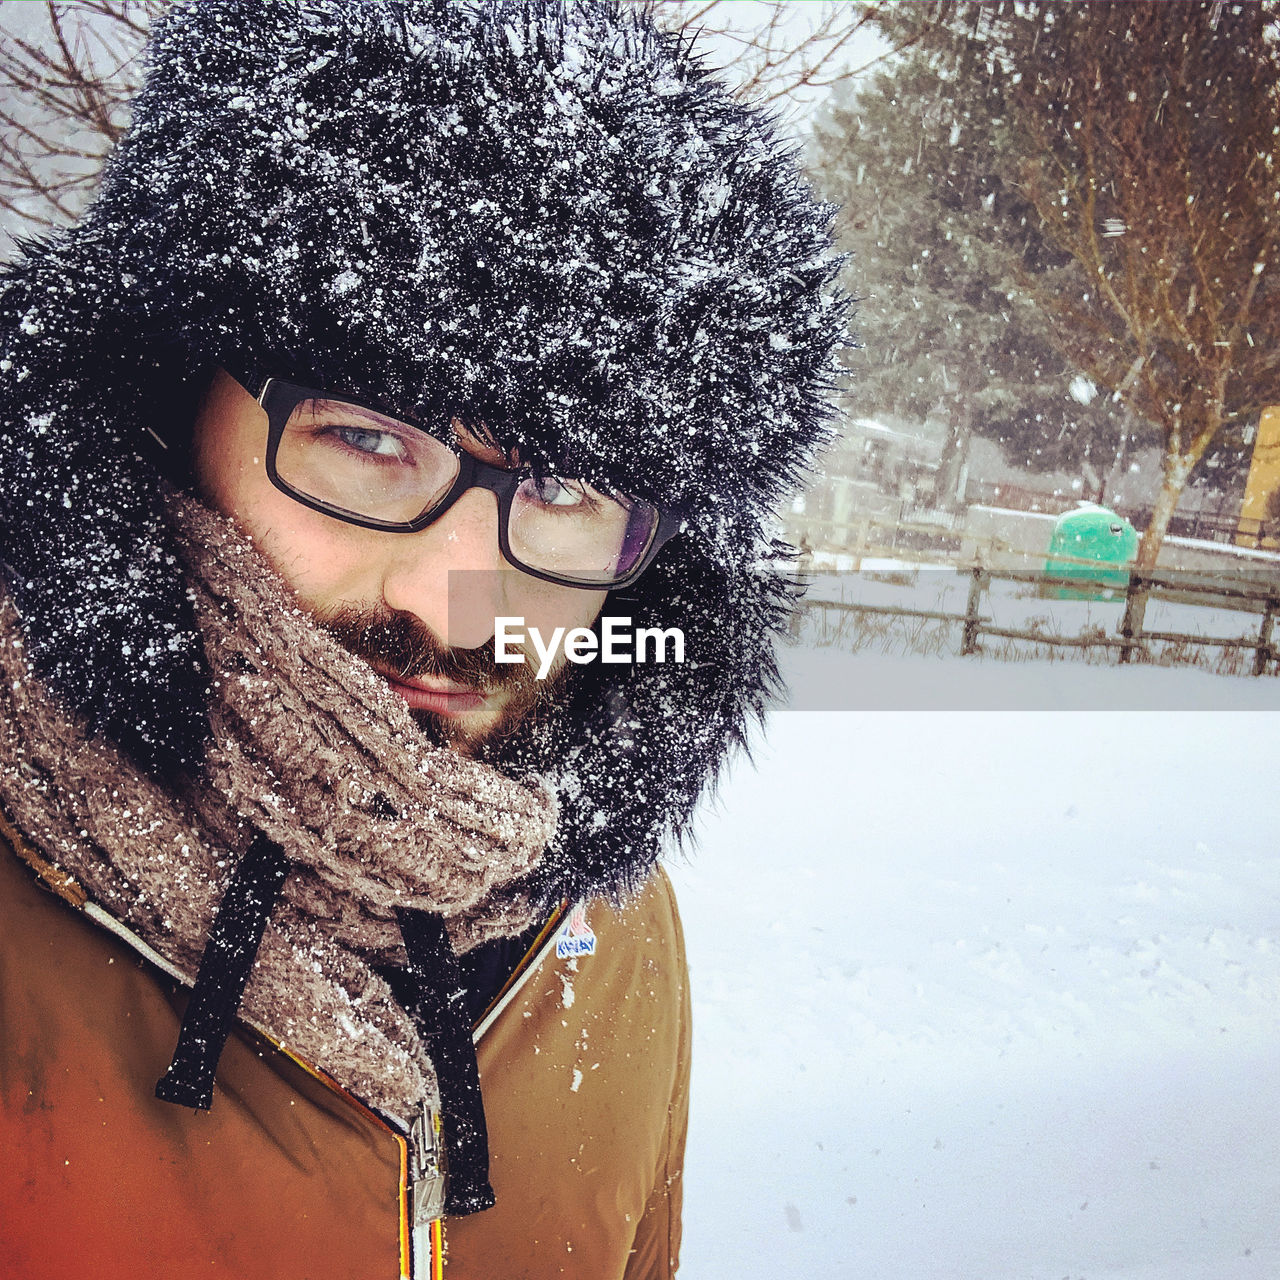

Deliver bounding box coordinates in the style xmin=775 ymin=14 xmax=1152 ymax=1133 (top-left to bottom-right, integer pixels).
xmin=800 ymin=564 xmax=1280 ymax=676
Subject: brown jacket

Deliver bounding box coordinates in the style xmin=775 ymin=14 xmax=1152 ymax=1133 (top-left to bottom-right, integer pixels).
xmin=0 ymin=834 xmax=689 ymax=1279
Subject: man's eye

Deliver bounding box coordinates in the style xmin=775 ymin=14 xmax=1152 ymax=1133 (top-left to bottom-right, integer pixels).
xmin=328 ymin=426 xmax=412 ymax=462
xmin=530 ymin=477 xmax=587 ymax=507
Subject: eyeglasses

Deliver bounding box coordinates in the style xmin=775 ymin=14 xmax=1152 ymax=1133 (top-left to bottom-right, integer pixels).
xmin=235 ymin=375 xmax=682 ymax=590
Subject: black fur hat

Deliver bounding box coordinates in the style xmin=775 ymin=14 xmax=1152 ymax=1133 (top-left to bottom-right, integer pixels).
xmin=0 ymin=0 xmax=846 ymax=904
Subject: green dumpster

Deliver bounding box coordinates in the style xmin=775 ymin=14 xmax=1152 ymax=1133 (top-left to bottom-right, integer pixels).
xmin=1044 ymin=504 xmax=1138 ymax=599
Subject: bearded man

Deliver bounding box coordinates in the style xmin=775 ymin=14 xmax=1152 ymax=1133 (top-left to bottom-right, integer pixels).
xmin=0 ymin=2 xmax=845 ymax=1277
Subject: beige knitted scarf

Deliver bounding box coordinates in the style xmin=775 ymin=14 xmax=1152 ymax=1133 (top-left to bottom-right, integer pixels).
xmin=0 ymin=491 xmax=557 ymax=1118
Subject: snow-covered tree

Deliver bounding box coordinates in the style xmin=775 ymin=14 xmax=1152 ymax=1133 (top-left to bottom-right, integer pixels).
xmin=956 ymin=0 xmax=1280 ymax=567
xmin=810 ymin=19 xmax=1156 ymax=511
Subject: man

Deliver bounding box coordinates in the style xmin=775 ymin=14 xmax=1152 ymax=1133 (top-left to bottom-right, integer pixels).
xmin=0 ymin=2 xmax=845 ymax=1276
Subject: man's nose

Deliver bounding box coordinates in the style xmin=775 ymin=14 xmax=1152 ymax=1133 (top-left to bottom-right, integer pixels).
xmin=380 ymin=487 xmax=509 ymax=650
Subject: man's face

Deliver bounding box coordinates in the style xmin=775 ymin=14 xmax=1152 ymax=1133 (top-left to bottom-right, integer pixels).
xmin=191 ymin=370 xmax=607 ymax=749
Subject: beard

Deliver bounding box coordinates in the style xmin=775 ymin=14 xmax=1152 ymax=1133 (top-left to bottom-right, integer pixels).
xmin=315 ymin=603 xmax=567 ymax=752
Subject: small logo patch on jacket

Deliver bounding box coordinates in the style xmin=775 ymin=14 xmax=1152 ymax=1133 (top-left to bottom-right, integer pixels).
xmin=556 ymin=903 xmax=597 ymax=959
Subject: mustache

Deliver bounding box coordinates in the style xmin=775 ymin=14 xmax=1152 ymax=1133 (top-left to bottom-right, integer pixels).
xmin=318 ymin=605 xmax=535 ymax=693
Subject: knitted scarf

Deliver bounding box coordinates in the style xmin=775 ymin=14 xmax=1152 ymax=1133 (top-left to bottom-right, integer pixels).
xmin=0 ymin=491 xmax=557 ymax=1119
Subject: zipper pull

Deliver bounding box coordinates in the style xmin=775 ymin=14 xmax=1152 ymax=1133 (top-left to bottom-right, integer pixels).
xmin=409 ymin=1102 xmax=446 ymax=1230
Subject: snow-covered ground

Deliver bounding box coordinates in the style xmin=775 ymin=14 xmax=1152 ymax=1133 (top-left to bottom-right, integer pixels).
xmin=669 ymin=651 xmax=1280 ymax=1279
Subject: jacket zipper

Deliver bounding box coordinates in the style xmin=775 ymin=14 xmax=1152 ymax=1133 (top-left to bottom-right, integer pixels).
xmin=405 ymin=1102 xmax=447 ymax=1279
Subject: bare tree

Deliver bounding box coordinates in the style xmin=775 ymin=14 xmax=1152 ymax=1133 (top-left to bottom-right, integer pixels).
xmin=993 ymin=0 xmax=1280 ymax=569
xmin=0 ymin=1 xmax=161 ymax=239
xmin=632 ymin=2 xmax=955 ymax=114
xmin=638 ymin=2 xmax=881 ymax=108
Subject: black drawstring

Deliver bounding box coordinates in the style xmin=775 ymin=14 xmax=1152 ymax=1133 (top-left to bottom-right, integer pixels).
xmin=155 ymin=834 xmax=290 ymax=1110
xmin=396 ymin=906 xmax=496 ymax=1217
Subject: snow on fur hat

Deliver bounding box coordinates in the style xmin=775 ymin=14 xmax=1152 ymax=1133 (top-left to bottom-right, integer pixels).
xmin=0 ymin=0 xmax=846 ymax=903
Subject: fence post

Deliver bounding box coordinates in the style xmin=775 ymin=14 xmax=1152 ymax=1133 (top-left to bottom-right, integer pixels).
xmin=851 ymin=516 xmax=872 ymax=571
xmin=961 ymin=565 xmax=986 ymax=655
xmin=1119 ymin=569 xmax=1147 ymax=664
xmin=1255 ymin=597 xmax=1277 ymax=676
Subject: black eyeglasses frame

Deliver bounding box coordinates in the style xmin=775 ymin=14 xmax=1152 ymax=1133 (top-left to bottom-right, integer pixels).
xmin=238 ymin=374 xmax=683 ymax=592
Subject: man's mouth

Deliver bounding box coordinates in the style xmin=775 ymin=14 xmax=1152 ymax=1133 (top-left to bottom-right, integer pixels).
xmin=373 ymin=667 xmax=490 ymax=717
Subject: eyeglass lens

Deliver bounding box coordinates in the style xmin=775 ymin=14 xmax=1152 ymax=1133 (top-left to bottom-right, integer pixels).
xmin=275 ymin=397 xmax=660 ymax=585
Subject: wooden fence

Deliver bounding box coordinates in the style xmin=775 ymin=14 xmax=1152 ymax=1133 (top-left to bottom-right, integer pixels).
xmin=800 ymin=563 xmax=1280 ymax=676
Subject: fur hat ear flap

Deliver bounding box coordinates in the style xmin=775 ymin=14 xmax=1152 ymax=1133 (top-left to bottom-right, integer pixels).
xmin=0 ymin=247 xmax=213 ymax=777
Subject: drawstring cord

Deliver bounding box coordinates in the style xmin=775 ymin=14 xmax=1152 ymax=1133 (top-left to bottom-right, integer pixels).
xmin=155 ymin=834 xmax=290 ymax=1110
xmin=396 ymin=906 xmax=495 ymax=1217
